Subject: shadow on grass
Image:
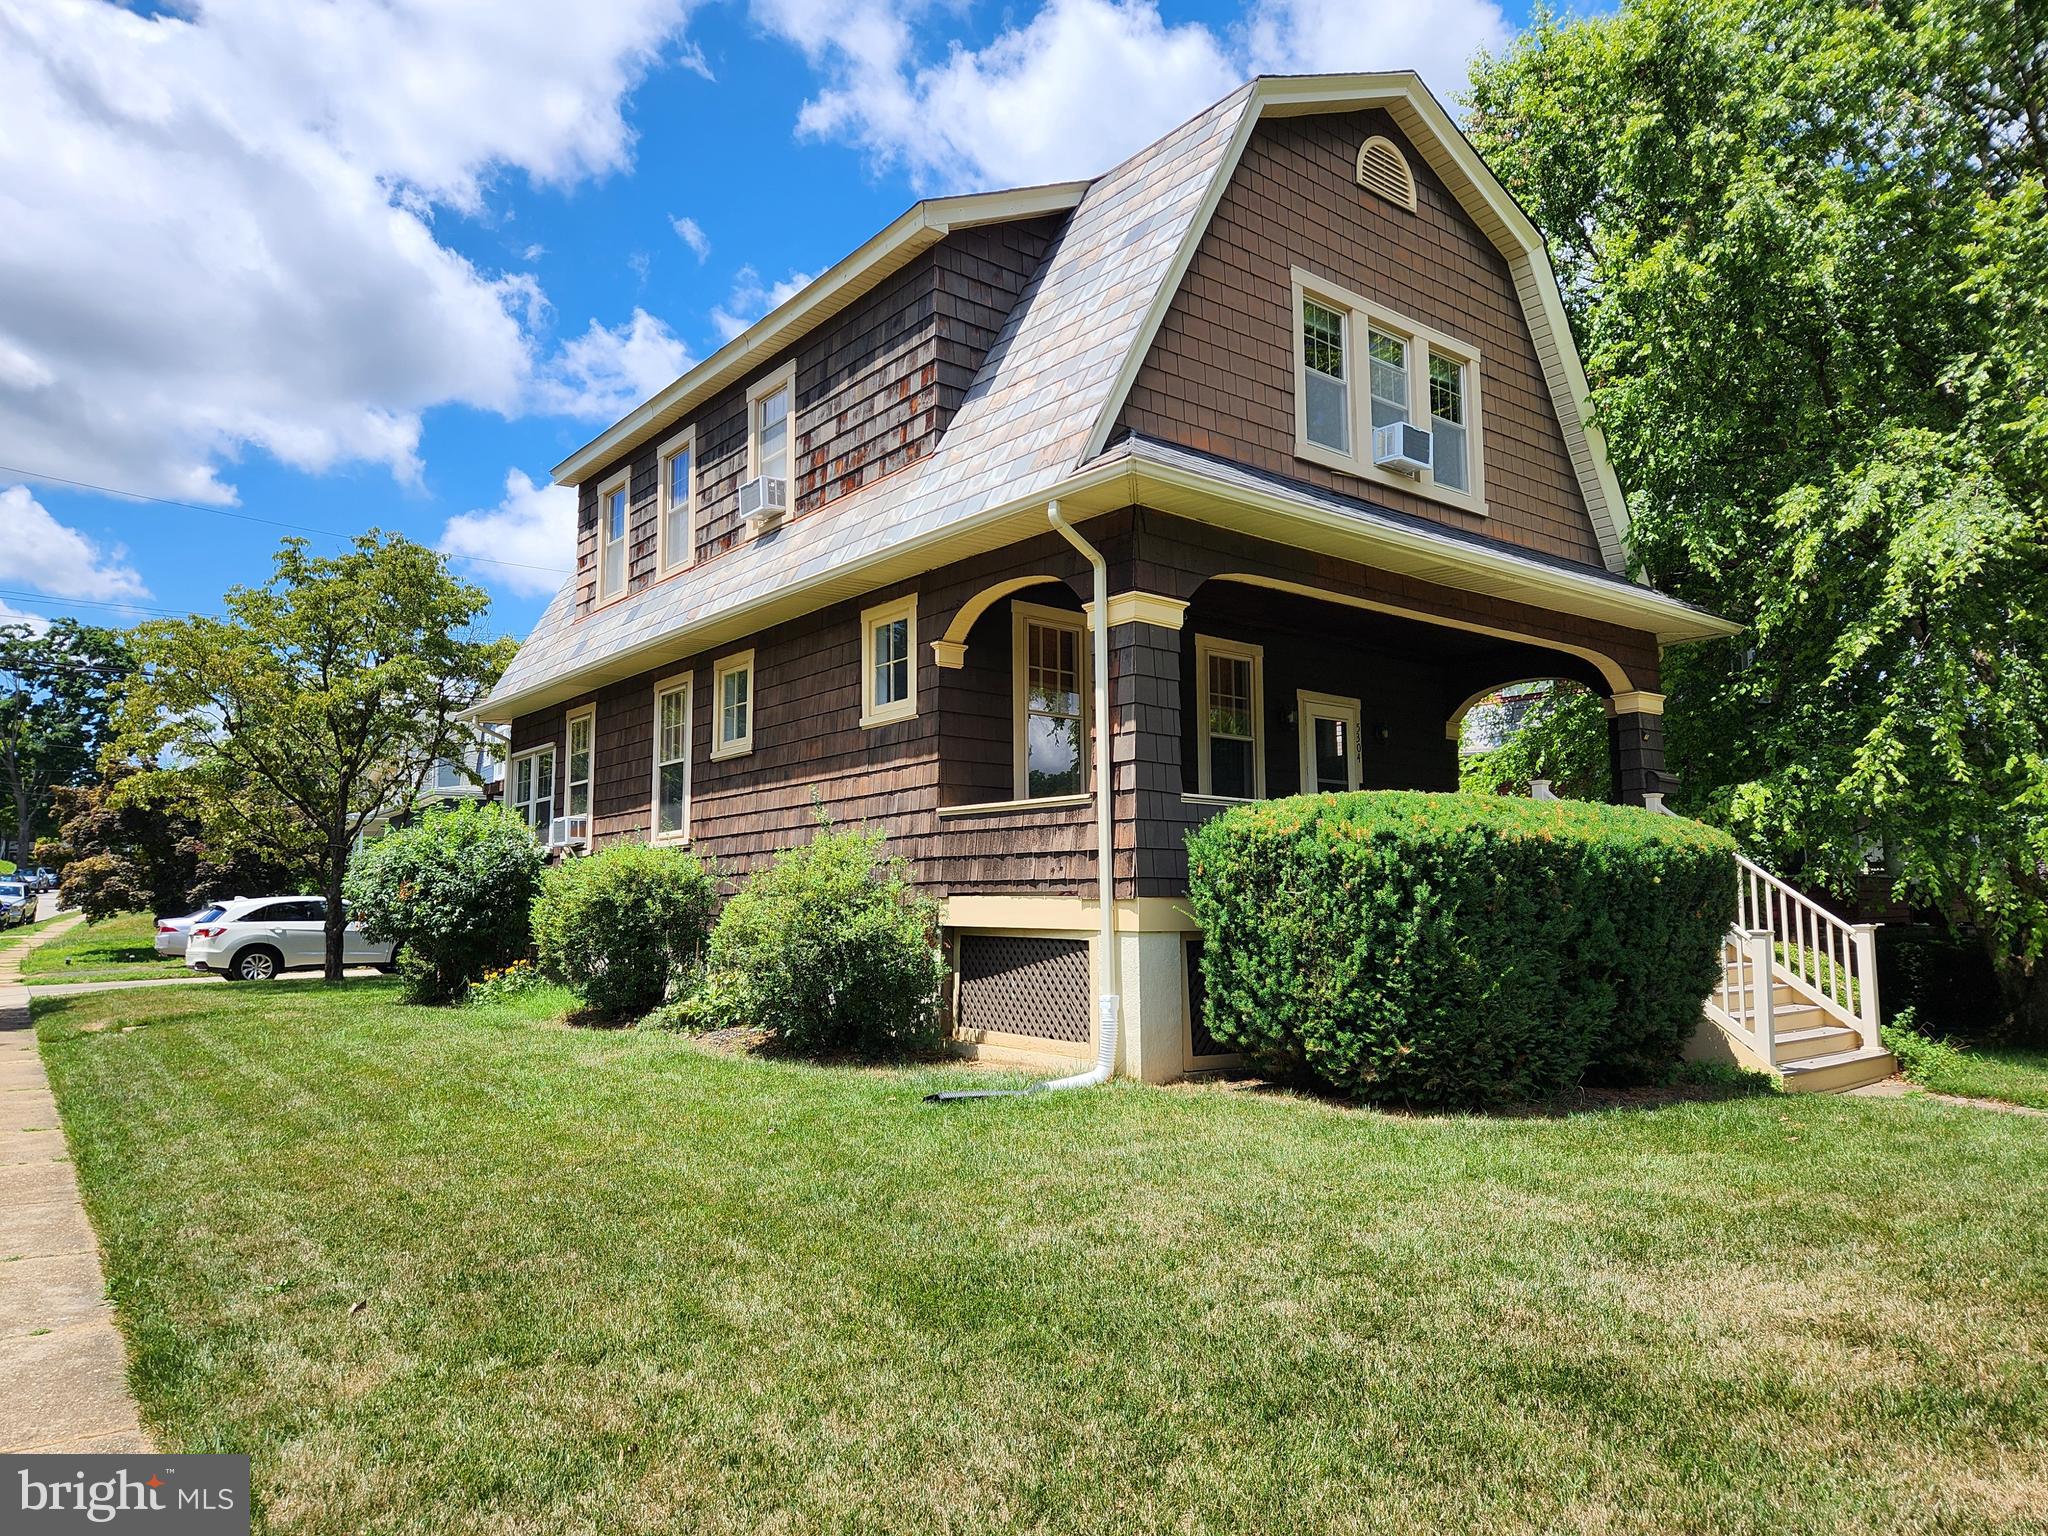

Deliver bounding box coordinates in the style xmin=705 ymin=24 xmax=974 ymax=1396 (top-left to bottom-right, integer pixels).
xmin=1190 ymin=1059 xmax=1778 ymax=1120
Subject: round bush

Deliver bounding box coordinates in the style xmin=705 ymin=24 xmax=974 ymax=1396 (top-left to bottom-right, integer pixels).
xmin=703 ymin=822 xmax=946 ymax=1055
xmin=531 ymin=842 xmax=717 ymax=1018
xmin=1185 ymin=791 xmax=1736 ymax=1106
xmin=344 ymin=802 xmax=544 ymax=1003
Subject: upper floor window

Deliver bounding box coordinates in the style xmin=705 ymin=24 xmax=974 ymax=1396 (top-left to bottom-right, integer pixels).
xmin=1014 ymin=603 xmax=1087 ymax=800
xmin=859 ymin=594 xmax=917 ymax=728
xmin=1289 ymin=267 xmax=1485 ymax=514
xmin=748 ymin=363 xmax=793 ymax=485
xmin=656 ymin=428 xmax=695 ymax=574
xmin=712 ymin=650 xmax=754 ymax=759
xmin=597 ymin=474 xmax=629 ymax=602
xmin=1195 ymin=635 xmax=1264 ymax=800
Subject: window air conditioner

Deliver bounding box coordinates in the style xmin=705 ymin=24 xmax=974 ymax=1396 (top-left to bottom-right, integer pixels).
xmin=1372 ymin=422 xmax=1432 ymax=476
xmin=739 ymin=476 xmax=788 ymax=533
xmin=546 ymin=815 xmax=590 ymax=851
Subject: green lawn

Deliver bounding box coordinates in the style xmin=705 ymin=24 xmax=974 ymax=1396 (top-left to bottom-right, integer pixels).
xmin=1904 ymin=1040 xmax=2048 ymax=1111
xmin=21 ymin=912 xmax=191 ymax=984
xmin=35 ymin=982 xmax=2048 ymax=1535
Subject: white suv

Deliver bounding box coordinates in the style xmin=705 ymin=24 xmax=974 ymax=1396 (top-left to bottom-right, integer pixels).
xmin=186 ymin=896 xmax=396 ymax=981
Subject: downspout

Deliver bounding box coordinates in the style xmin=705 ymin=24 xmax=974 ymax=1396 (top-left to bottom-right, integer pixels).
xmin=1037 ymin=501 xmax=1121 ymax=1091
xmin=924 ymin=501 xmax=1121 ymax=1103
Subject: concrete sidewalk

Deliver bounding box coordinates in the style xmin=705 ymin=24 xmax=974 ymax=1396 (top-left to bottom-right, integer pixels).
xmin=0 ymin=913 xmax=151 ymax=1453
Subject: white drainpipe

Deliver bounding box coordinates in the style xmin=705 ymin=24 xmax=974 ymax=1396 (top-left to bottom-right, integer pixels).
xmin=1039 ymin=501 xmax=1121 ymax=1091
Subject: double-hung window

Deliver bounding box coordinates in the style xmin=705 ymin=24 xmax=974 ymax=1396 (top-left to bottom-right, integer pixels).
xmin=748 ymin=364 xmax=792 ymax=485
xmin=656 ymin=428 xmax=694 ymax=574
xmin=1013 ymin=603 xmax=1087 ymax=800
xmin=712 ymin=651 xmax=754 ymax=759
xmin=1290 ymin=268 xmax=1484 ymax=512
xmin=1195 ymin=636 xmax=1264 ymax=800
xmin=510 ymin=746 xmax=556 ymax=833
xmin=596 ymin=474 xmax=629 ymax=602
xmin=564 ymin=706 xmax=594 ymax=824
xmin=860 ymin=595 xmax=916 ymax=728
xmin=651 ymin=676 xmax=691 ymax=843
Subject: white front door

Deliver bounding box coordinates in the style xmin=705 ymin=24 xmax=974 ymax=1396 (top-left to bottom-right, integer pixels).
xmin=1296 ymin=691 xmax=1362 ymax=794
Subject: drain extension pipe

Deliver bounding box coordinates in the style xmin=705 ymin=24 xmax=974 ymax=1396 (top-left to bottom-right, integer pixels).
xmin=1036 ymin=501 xmax=1121 ymax=1092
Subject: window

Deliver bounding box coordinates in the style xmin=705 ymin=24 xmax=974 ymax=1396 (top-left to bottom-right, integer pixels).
xmin=1289 ymin=268 xmax=1485 ymax=511
xmin=712 ymin=651 xmax=754 ymax=759
xmin=432 ymin=758 xmax=464 ymax=792
xmin=656 ymin=428 xmax=695 ymax=574
xmin=747 ymin=364 xmax=793 ymax=485
xmin=1300 ymin=298 xmax=1349 ymax=454
xmin=564 ymin=706 xmax=594 ymax=821
xmin=510 ymin=746 xmax=556 ymax=832
xmin=1013 ymin=604 xmax=1087 ymax=799
xmin=596 ymin=475 xmax=629 ymax=602
xmin=1195 ymin=636 xmax=1264 ymax=800
xmin=651 ymin=676 xmax=691 ymax=842
xmin=860 ymin=594 xmax=917 ymax=728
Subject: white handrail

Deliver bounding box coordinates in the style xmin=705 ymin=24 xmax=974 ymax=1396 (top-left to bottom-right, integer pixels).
xmin=1707 ymin=926 xmax=1777 ymax=1065
xmin=1732 ymin=851 xmax=1880 ymax=1048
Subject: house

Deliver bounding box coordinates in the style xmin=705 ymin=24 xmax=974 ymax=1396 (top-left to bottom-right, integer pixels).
xmin=479 ymin=72 xmax=1889 ymax=1088
xmin=352 ymin=726 xmax=507 ymax=852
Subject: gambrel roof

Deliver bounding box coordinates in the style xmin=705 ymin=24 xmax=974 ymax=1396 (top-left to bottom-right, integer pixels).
xmin=483 ymin=74 xmax=1730 ymax=720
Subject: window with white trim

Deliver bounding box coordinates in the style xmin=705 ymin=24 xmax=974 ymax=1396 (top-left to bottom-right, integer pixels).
xmin=860 ymin=595 xmax=916 ymax=728
xmin=564 ymin=706 xmax=594 ymax=822
xmin=597 ymin=475 xmax=629 ymax=602
xmin=651 ymin=677 xmax=691 ymax=842
xmin=712 ymin=651 xmax=753 ymax=759
xmin=509 ymin=746 xmax=556 ymax=833
xmin=1289 ymin=268 xmax=1485 ymax=512
xmin=748 ymin=365 xmax=792 ymax=485
xmin=1013 ymin=603 xmax=1087 ymax=799
xmin=1195 ymin=636 xmax=1264 ymax=800
xmin=656 ymin=429 xmax=694 ymax=574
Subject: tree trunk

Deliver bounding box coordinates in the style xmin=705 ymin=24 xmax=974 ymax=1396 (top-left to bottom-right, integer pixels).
xmin=1993 ymin=948 xmax=2048 ymax=1047
xmin=324 ymin=833 xmax=349 ymax=983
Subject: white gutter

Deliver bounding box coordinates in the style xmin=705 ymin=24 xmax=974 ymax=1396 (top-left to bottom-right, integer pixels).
xmin=1038 ymin=502 xmax=1121 ymax=1091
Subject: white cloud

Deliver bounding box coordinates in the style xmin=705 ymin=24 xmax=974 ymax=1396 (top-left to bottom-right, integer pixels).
xmin=0 ymin=599 xmax=52 ymax=637
xmin=711 ymin=267 xmax=818 ymax=342
xmin=0 ymin=0 xmax=698 ymax=502
xmin=766 ymin=0 xmax=1507 ymax=191
xmin=671 ymin=215 xmax=712 ymax=261
xmin=0 ymin=486 xmax=148 ymax=601
xmin=534 ymin=309 xmax=695 ymax=421
xmin=439 ymin=470 xmax=578 ymax=598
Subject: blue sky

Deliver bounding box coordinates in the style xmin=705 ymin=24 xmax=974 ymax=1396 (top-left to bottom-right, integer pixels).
xmin=1 ymin=0 xmax=1545 ymax=647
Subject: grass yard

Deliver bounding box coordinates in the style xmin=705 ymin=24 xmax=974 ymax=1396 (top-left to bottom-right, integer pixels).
xmin=35 ymin=982 xmax=2048 ymax=1535
xmin=22 ymin=912 xmax=191 ymax=984
xmin=1902 ymin=1039 xmax=2048 ymax=1111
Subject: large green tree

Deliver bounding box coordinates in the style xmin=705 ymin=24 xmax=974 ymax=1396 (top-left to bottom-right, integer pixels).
xmin=118 ymin=535 xmax=513 ymax=979
xmin=0 ymin=620 xmax=129 ymax=862
xmin=1466 ymin=0 xmax=2048 ymax=1037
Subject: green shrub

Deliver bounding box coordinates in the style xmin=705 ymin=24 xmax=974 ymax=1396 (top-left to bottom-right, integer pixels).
xmin=344 ymin=802 xmax=544 ymax=1003
xmin=466 ymin=958 xmax=548 ymax=1008
xmin=1185 ymin=791 xmax=1736 ymax=1106
xmin=1883 ymin=1010 xmax=1967 ymax=1085
xmin=530 ymin=842 xmax=717 ymax=1018
xmin=701 ymin=821 xmax=946 ymax=1055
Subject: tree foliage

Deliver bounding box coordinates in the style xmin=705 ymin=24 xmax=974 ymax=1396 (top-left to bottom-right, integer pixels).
xmin=117 ymin=534 xmax=512 ymax=978
xmin=1459 ymin=682 xmax=1613 ymax=802
xmin=1466 ymin=0 xmax=2048 ymax=1037
xmin=0 ymin=620 xmax=128 ymax=860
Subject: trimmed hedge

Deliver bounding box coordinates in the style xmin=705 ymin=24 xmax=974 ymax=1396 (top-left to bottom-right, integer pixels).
xmin=1185 ymin=791 xmax=1736 ymax=1106
xmin=532 ymin=843 xmax=717 ymax=1018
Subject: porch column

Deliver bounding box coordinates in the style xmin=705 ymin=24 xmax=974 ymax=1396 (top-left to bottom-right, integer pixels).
xmin=1606 ymin=690 xmax=1667 ymax=807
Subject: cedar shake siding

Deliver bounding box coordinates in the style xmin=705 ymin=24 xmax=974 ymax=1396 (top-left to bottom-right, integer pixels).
xmin=570 ymin=216 xmax=1062 ymax=616
xmin=1115 ymin=108 xmax=1606 ymax=567
xmin=508 ymin=511 xmax=1662 ymax=903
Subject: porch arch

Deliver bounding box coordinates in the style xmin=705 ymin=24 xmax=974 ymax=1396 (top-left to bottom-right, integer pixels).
xmin=1444 ymin=677 xmax=1562 ymax=742
xmin=931 ymin=575 xmax=1069 ymax=668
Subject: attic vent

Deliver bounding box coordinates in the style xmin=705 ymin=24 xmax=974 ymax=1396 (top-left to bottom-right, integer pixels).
xmin=1355 ymin=135 xmax=1417 ymax=211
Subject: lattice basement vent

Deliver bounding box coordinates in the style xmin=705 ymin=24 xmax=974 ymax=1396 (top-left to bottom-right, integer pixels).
xmin=1184 ymin=938 xmax=1229 ymax=1058
xmin=955 ymin=935 xmax=1091 ymax=1044
xmin=1355 ymin=135 xmax=1417 ymax=211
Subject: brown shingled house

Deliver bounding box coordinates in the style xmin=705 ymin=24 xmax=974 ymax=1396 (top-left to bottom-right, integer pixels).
xmin=479 ymin=73 xmax=1890 ymax=1089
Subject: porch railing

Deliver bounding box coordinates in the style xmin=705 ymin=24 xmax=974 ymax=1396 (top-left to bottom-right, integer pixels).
xmin=1710 ymin=927 xmax=1779 ymax=1065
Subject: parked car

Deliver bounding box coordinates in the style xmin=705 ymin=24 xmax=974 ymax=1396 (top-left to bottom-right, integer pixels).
xmin=186 ymin=897 xmax=396 ymax=981
xmin=155 ymin=905 xmax=228 ymax=957
xmin=0 ymin=880 xmax=31 ymax=927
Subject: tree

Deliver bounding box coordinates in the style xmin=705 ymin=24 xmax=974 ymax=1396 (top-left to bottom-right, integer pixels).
xmin=1465 ymin=0 xmax=2048 ymax=1038
xmin=1459 ymin=682 xmax=1613 ymax=802
xmin=118 ymin=535 xmax=513 ymax=978
xmin=0 ymin=621 xmax=128 ymax=862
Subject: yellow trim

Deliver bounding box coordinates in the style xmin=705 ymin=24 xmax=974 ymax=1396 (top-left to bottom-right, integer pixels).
xmin=936 ymin=793 xmax=1091 ymax=818
xmin=709 ymin=649 xmax=755 ymax=760
xmin=652 ymin=425 xmax=696 ymax=576
xmin=1295 ymin=689 xmax=1362 ymax=793
xmin=1194 ymin=633 xmax=1266 ymax=799
xmin=1081 ymin=591 xmax=1189 ymax=630
xmin=593 ymin=471 xmax=631 ymax=609
xmin=859 ymin=594 xmax=918 ymax=728
xmin=648 ymin=671 xmax=693 ymax=845
xmin=1012 ymin=599 xmax=1091 ymax=801
xmin=940 ymin=895 xmax=1201 ymax=934
xmin=562 ymin=704 xmax=596 ymax=823
xmin=1607 ymin=690 xmax=1665 ymax=716
xmin=931 ymin=575 xmax=1068 ymax=666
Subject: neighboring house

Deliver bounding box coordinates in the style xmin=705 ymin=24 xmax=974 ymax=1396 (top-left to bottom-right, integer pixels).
xmin=480 ymin=72 xmax=1887 ymax=1088
xmin=353 ymin=728 xmax=507 ymax=850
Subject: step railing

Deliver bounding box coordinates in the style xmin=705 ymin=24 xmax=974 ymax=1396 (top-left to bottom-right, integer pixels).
xmin=1709 ymin=927 xmax=1778 ymax=1066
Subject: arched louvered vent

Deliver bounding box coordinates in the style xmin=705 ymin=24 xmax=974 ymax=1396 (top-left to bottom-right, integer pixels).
xmin=1355 ymin=135 xmax=1417 ymax=211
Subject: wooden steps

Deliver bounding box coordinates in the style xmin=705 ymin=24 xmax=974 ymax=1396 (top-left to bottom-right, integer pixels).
xmin=1714 ymin=938 xmax=1896 ymax=1093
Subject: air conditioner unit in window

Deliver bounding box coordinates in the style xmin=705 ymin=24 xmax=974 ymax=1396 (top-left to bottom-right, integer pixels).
xmin=1372 ymin=422 xmax=1433 ymax=476
xmin=739 ymin=476 xmax=788 ymax=534
xmin=545 ymin=815 xmax=589 ymax=852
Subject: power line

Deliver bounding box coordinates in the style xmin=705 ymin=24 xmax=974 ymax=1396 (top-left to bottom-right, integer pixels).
xmin=0 ymin=587 xmax=199 ymax=619
xmin=0 ymin=461 xmax=572 ymax=578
